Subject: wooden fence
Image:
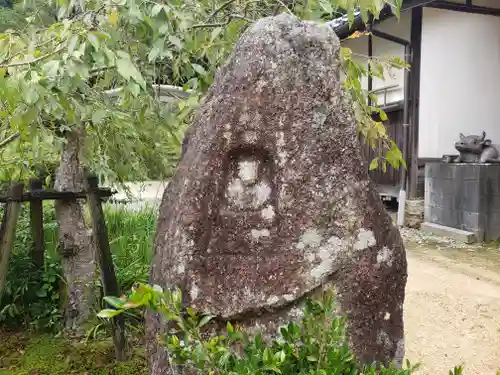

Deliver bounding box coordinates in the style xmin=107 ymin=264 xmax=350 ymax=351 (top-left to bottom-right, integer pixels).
xmin=0 ymin=175 xmax=127 ymax=361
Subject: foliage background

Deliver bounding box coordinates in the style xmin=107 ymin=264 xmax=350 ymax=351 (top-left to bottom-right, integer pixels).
xmin=0 ymin=0 xmax=405 ymax=186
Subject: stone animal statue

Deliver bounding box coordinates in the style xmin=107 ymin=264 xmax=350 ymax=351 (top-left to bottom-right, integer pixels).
xmin=452 ymin=131 xmax=500 ymax=163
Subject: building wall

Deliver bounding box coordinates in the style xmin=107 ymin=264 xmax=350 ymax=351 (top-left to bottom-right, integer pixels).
xmin=445 ymin=0 xmax=500 ymax=8
xmin=418 ymin=7 xmax=500 ymax=159
xmin=110 ymin=180 xmax=168 ymax=211
xmin=474 ymin=0 xmax=500 ymax=8
xmin=341 ymin=11 xmax=411 ymax=105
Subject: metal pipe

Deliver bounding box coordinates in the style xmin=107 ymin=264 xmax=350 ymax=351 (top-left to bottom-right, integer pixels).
xmin=401 ymin=44 xmax=412 ymax=192
xmin=397 ymin=45 xmax=412 ymax=227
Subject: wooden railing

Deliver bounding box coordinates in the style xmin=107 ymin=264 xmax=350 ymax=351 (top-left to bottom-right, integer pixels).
xmin=369 ymin=84 xmax=399 ymax=107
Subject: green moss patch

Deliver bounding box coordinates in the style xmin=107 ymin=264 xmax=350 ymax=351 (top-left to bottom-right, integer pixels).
xmin=0 ymin=331 xmax=147 ymax=375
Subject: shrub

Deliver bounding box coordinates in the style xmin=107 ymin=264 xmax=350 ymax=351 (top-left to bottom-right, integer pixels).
xmin=0 ymin=202 xmax=157 ymax=330
xmin=100 ymin=284 xmax=465 ymax=375
xmin=0 ymin=7 xmax=26 ymax=33
xmin=0 ymin=203 xmax=62 ymax=330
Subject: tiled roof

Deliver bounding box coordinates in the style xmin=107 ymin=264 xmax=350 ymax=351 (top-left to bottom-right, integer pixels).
xmin=325 ymin=9 xmax=362 ymax=31
xmin=327 ymin=0 xmax=437 ymax=37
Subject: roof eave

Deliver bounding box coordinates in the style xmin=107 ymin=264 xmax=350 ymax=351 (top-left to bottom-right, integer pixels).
xmin=331 ymin=5 xmax=396 ymax=40
xmin=332 ymin=0 xmax=436 ymax=40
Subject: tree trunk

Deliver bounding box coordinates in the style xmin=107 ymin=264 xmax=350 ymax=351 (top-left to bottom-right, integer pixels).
xmin=54 ymin=128 xmax=96 ymax=336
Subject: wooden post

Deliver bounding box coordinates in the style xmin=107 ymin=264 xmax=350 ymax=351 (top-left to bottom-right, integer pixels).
xmin=85 ymin=174 xmax=127 ymax=361
xmin=0 ymin=183 xmax=24 ymax=303
xmin=29 ymin=177 xmax=45 ymax=268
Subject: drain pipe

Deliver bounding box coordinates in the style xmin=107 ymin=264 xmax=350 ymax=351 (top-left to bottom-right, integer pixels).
xmin=369 ymin=28 xmax=412 ymax=228
xmin=398 ymin=44 xmax=412 ymax=227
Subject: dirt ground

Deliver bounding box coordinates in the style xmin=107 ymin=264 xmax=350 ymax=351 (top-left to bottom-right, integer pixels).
xmin=402 ymin=230 xmax=500 ymax=375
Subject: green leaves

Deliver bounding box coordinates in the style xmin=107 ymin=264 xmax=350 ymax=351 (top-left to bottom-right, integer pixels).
xmin=168 ymin=35 xmax=183 ymax=50
xmin=341 ymin=36 xmax=407 ymax=172
xmin=103 ymin=284 xmax=431 ymax=375
xmin=97 ymin=308 xmax=123 ymax=318
xmin=386 ymin=140 xmax=406 ymax=169
xmin=116 ymin=52 xmax=146 ymax=89
xmin=42 ymin=60 xmax=59 ymax=77
xmin=103 ymin=295 xmax=125 ymax=308
xmin=91 ymin=109 xmax=107 ymax=124
xmin=191 ymin=63 xmax=207 ymax=76
xmin=197 ymin=314 xmax=214 ymax=328
xmin=87 ymin=32 xmax=100 ymax=51
xmin=0 ymin=0 xmax=405 ymax=183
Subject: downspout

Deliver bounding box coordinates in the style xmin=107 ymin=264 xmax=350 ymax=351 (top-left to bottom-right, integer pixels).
xmin=399 ymin=45 xmax=412 ymax=227
xmin=370 ymin=28 xmax=412 ymax=228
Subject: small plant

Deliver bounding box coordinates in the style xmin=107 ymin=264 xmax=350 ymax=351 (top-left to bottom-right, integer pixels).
xmin=100 ymin=284 xmax=426 ymax=375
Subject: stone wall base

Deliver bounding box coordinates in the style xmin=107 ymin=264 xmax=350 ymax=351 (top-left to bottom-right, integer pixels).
xmin=405 ymin=199 xmax=424 ymax=229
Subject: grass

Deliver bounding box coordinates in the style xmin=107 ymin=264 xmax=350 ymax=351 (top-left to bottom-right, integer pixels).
xmin=104 ymin=205 xmax=157 ymax=290
xmin=0 ymin=331 xmax=148 ymax=375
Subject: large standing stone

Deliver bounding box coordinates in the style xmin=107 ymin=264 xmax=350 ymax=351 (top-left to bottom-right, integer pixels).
xmin=147 ymin=13 xmax=407 ymax=374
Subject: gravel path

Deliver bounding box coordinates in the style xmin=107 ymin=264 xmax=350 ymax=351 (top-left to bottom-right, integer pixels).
xmin=404 ymin=245 xmax=500 ymax=374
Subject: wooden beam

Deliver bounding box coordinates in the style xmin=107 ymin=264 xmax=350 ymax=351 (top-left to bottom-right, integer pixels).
xmin=0 ymin=188 xmax=114 ymax=203
xmin=427 ymin=1 xmax=500 ymax=16
xmin=409 ymin=6 xmax=423 ymax=199
xmin=29 ymin=178 xmax=45 ymax=268
xmin=85 ymin=174 xmax=127 ymax=361
xmin=0 ymin=183 xmax=24 ymax=303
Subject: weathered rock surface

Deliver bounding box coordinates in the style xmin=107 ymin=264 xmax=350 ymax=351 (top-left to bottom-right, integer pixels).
xmin=147 ymin=13 xmax=407 ymax=374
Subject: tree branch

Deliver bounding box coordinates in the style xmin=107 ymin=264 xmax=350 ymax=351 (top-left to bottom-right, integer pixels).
xmin=275 ymin=0 xmax=294 ymax=15
xmin=191 ymin=13 xmax=254 ymax=29
xmin=350 ymin=52 xmax=409 ymax=70
xmin=0 ymin=36 xmax=59 ymax=67
xmin=0 ymin=132 xmax=20 ymax=149
xmin=208 ymin=0 xmax=239 ymax=21
xmin=89 ymin=65 xmax=116 ymax=76
xmin=191 ymin=21 xmax=230 ymax=29
xmin=0 ymin=45 xmax=65 ymax=69
xmin=232 ymin=14 xmax=254 ymax=22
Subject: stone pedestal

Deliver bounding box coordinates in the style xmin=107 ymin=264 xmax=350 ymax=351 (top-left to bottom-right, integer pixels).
xmin=425 ymin=162 xmax=500 ymax=241
xmin=405 ymin=199 xmax=424 ymax=229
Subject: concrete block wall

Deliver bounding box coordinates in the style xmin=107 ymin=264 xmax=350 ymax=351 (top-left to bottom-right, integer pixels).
xmin=425 ymin=163 xmax=500 ymax=241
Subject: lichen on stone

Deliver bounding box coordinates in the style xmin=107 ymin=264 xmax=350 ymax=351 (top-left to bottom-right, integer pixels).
xmin=377 ymin=247 xmax=393 ymax=267
xmin=353 ymin=228 xmax=377 ymax=251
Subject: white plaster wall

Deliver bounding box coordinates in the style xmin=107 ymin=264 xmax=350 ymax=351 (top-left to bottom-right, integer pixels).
xmin=109 ymin=180 xmax=168 ymax=211
xmin=418 ymin=8 xmax=500 ymax=158
xmin=341 ymin=11 xmax=411 ymax=104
